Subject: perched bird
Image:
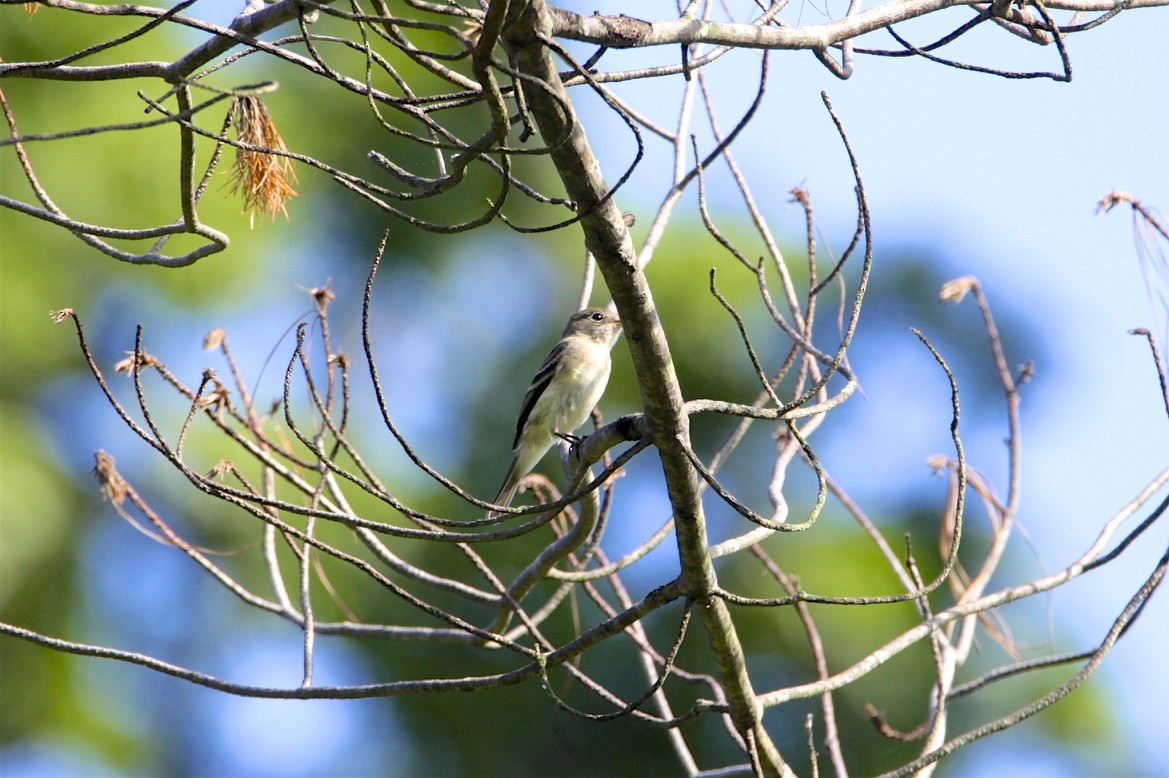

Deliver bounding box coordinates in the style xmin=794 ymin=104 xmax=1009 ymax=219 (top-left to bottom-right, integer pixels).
xmin=491 ymin=307 xmax=622 ymax=513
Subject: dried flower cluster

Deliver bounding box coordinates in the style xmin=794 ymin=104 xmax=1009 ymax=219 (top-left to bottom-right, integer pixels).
xmin=228 ymin=95 xmax=298 ymax=226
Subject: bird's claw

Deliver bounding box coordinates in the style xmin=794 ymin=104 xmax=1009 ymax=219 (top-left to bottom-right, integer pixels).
xmin=554 ymin=431 xmax=583 ymax=446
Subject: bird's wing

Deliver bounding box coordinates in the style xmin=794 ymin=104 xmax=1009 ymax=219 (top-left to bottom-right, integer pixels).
xmin=513 ymin=340 xmax=564 ymax=448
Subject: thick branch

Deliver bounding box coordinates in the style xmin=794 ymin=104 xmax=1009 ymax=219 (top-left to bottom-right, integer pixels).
xmin=546 ymin=0 xmax=1166 ymax=51
xmin=502 ymin=1 xmax=786 ymax=773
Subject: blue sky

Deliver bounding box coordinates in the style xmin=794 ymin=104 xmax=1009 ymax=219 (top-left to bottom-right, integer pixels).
xmin=672 ymin=9 xmax=1169 ymax=773
xmin=506 ymin=3 xmax=1169 ymax=771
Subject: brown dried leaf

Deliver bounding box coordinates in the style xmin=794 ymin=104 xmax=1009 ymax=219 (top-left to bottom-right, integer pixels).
xmin=93 ymin=450 xmax=128 ymax=506
xmin=203 ymin=327 xmax=226 ymax=351
xmin=939 ymin=276 xmax=977 ymax=304
xmin=113 ymin=350 xmax=159 ymax=375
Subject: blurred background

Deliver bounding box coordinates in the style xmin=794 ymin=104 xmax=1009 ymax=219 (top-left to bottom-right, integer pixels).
xmin=2 ymin=1 xmax=1167 ymax=776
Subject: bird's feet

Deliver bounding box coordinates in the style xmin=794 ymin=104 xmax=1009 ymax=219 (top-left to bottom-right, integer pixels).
xmin=554 ymin=431 xmax=584 ymax=446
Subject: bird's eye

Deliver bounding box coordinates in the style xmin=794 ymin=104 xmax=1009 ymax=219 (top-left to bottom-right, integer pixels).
xmin=591 ymin=312 xmax=604 ymax=322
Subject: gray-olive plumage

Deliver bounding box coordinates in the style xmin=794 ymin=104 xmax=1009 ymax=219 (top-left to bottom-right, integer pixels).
xmin=491 ymin=307 xmax=622 ymax=513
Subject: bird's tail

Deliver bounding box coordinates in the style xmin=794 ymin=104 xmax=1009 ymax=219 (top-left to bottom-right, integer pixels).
xmin=488 ymin=464 xmax=520 ymax=518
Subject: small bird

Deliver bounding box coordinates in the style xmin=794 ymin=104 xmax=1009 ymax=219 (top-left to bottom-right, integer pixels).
xmin=491 ymin=307 xmax=623 ymax=513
